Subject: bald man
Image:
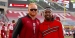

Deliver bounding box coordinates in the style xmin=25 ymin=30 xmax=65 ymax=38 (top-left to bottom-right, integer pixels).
xmin=12 ymin=3 xmax=40 ymax=38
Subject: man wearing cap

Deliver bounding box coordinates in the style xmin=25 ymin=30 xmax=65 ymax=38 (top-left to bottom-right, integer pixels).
xmin=39 ymin=8 xmax=64 ymax=38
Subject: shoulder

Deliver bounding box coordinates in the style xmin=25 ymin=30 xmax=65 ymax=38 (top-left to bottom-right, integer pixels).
xmin=54 ymin=20 xmax=62 ymax=26
xmin=18 ymin=16 xmax=28 ymax=21
xmin=39 ymin=23 xmax=44 ymax=31
xmin=39 ymin=22 xmax=44 ymax=27
xmin=36 ymin=18 xmax=40 ymax=22
xmin=19 ymin=16 xmax=27 ymax=19
xmin=54 ymin=20 xmax=61 ymax=24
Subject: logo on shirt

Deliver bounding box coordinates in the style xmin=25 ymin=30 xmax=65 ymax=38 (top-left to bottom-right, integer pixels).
xmin=27 ymin=21 xmax=30 ymax=23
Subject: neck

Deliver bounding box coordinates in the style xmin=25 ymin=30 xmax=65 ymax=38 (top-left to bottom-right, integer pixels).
xmin=13 ymin=23 xmax=15 ymax=24
xmin=46 ymin=19 xmax=51 ymax=21
xmin=29 ymin=14 xmax=36 ymax=20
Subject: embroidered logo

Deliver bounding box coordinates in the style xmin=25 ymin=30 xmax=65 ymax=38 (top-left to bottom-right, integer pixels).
xmin=42 ymin=26 xmax=59 ymax=36
xmin=27 ymin=21 xmax=30 ymax=23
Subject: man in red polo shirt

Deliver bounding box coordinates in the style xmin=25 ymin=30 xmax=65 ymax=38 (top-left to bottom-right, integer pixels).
xmin=39 ymin=7 xmax=64 ymax=38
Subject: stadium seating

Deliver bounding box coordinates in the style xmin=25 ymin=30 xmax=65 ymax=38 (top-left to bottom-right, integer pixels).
xmin=36 ymin=1 xmax=56 ymax=10
xmin=50 ymin=2 xmax=64 ymax=10
xmin=36 ymin=1 xmax=50 ymax=9
xmin=6 ymin=10 xmax=75 ymax=22
xmin=34 ymin=1 xmax=66 ymax=10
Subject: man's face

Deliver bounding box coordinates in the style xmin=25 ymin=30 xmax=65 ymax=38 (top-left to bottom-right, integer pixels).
xmin=28 ymin=4 xmax=38 ymax=17
xmin=44 ymin=10 xmax=52 ymax=20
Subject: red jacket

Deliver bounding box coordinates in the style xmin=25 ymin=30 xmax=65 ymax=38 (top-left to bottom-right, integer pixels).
xmin=8 ymin=23 xmax=16 ymax=38
xmin=8 ymin=23 xmax=15 ymax=33
xmin=12 ymin=15 xmax=40 ymax=38
xmin=1 ymin=25 xmax=6 ymax=38
xmin=39 ymin=20 xmax=64 ymax=38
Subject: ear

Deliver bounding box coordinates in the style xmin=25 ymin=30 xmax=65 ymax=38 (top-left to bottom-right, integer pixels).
xmin=28 ymin=8 xmax=29 ymax=12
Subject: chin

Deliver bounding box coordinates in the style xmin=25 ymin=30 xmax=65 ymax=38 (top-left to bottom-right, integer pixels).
xmin=31 ymin=15 xmax=36 ymax=17
xmin=45 ymin=17 xmax=51 ymax=19
xmin=46 ymin=17 xmax=50 ymax=19
xmin=32 ymin=14 xmax=36 ymax=16
xmin=45 ymin=18 xmax=50 ymax=21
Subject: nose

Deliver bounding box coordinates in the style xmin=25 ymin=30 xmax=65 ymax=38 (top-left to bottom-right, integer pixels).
xmin=46 ymin=13 xmax=50 ymax=15
xmin=33 ymin=10 xmax=35 ymax=11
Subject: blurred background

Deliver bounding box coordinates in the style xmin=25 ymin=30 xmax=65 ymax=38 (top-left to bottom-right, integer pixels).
xmin=0 ymin=0 xmax=75 ymax=38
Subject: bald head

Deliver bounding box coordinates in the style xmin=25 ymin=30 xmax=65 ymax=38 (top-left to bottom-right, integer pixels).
xmin=28 ymin=3 xmax=37 ymax=9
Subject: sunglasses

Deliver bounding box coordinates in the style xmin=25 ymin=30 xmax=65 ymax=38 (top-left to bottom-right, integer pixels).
xmin=30 ymin=9 xmax=37 ymax=11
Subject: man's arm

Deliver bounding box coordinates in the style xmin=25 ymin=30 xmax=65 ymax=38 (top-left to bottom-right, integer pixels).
xmin=12 ymin=18 xmax=23 ymax=38
xmin=58 ymin=22 xmax=64 ymax=38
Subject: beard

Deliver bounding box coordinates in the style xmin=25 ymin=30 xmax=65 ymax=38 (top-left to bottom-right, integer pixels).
xmin=45 ymin=17 xmax=51 ymax=21
xmin=30 ymin=14 xmax=36 ymax=17
xmin=29 ymin=13 xmax=36 ymax=17
xmin=45 ymin=15 xmax=53 ymax=21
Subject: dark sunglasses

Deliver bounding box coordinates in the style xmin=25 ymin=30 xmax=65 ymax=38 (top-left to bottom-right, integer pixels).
xmin=30 ymin=9 xmax=37 ymax=11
